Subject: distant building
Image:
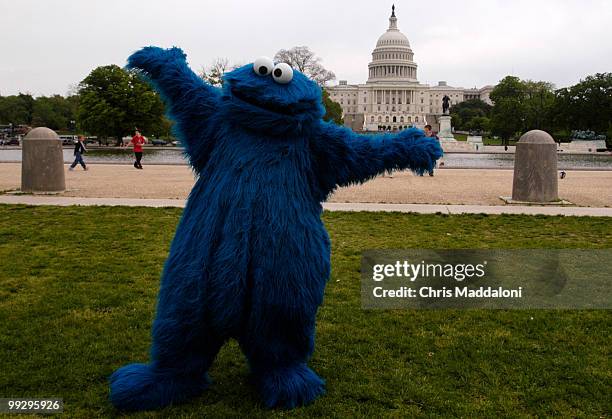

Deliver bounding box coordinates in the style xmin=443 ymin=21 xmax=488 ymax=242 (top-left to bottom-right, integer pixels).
xmin=327 ymin=6 xmax=494 ymax=132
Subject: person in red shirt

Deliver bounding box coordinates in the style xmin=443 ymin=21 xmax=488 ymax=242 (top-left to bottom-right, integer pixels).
xmin=127 ymin=130 xmax=147 ymax=169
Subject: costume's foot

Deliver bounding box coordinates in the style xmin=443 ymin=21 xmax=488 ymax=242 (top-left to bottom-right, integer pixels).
xmin=255 ymin=364 xmax=325 ymax=409
xmin=109 ymin=363 xmax=210 ymax=412
xmin=69 ymin=167 xmax=74 ymax=171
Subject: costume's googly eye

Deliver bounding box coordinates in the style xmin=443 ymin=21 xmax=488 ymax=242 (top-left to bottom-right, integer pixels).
xmin=272 ymin=63 xmax=293 ymax=84
xmin=253 ymin=56 xmax=274 ymax=76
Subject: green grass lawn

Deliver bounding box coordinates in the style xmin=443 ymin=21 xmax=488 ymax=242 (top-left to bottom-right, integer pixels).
xmin=0 ymin=205 xmax=610 ymax=418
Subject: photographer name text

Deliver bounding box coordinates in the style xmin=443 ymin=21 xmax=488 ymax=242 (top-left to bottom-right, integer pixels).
xmin=370 ymin=260 xmax=522 ymax=299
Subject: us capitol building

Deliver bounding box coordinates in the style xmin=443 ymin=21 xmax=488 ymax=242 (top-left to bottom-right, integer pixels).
xmin=327 ymin=5 xmax=494 ymax=132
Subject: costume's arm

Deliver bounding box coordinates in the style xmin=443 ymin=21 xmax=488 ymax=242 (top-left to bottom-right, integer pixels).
xmin=311 ymin=121 xmax=443 ymax=194
xmin=126 ymin=46 xmax=221 ymax=166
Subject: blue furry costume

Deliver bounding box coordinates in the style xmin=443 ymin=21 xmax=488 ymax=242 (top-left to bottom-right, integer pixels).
xmin=110 ymin=47 xmax=442 ymax=411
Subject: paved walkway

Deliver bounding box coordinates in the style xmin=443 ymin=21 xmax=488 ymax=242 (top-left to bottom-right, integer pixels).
xmin=1 ymin=195 xmax=610 ymax=217
xmin=1 ymin=163 xmax=611 ymax=207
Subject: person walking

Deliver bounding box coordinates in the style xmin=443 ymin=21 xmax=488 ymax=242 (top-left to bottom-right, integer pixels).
xmin=128 ymin=130 xmax=147 ymax=169
xmin=69 ymin=135 xmax=88 ymax=171
xmin=423 ymin=124 xmax=440 ymax=176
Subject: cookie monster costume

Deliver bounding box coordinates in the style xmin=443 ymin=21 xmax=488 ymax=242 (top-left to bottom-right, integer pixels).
xmin=109 ymin=47 xmax=442 ymax=411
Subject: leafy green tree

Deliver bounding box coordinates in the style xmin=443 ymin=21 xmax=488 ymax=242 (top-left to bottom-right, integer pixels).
xmin=451 ymin=113 xmax=463 ymax=131
xmin=150 ymin=116 xmax=174 ymax=139
xmin=554 ymin=73 xmax=612 ymax=134
xmin=0 ymin=94 xmax=35 ymax=125
xmin=322 ymin=89 xmax=343 ymax=125
xmin=31 ymin=95 xmax=78 ymax=131
xmin=465 ymin=116 xmax=491 ymax=133
xmin=19 ymin=93 xmax=35 ymax=125
xmin=77 ymin=65 xmax=165 ymax=145
xmin=450 ymin=99 xmax=492 ymax=131
xmin=32 ymin=99 xmax=64 ymax=130
xmin=65 ymin=95 xmax=80 ymax=130
xmin=522 ymin=80 xmax=556 ymax=132
xmin=490 ymin=76 xmax=526 ymax=143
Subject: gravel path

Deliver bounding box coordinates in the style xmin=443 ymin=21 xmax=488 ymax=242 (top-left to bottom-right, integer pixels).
xmin=0 ymin=163 xmax=610 ymax=207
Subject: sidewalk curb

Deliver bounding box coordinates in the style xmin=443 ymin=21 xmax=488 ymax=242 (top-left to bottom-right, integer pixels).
xmin=1 ymin=195 xmax=610 ymax=217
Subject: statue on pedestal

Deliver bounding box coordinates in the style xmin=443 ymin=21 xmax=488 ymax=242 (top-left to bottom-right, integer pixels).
xmin=442 ymin=95 xmax=451 ymax=115
xmin=570 ymin=130 xmax=606 ymax=141
xmin=567 ymin=130 xmax=607 ymax=152
xmin=438 ymin=95 xmax=458 ymax=144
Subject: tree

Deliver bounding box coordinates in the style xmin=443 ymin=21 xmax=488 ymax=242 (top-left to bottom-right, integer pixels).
xmin=490 ymin=76 xmax=527 ymax=143
xmin=0 ymin=94 xmax=34 ymax=125
xmin=465 ymin=116 xmax=491 ymax=133
xmin=274 ymin=46 xmax=335 ymax=86
xmin=450 ymin=99 xmax=492 ymax=131
xmin=522 ymin=80 xmax=556 ymax=132
xmin=322 ymin=89 xmax=343 ymax=125
xmin=31 ymin=98 xmax=65 ymax=130
xmin=18 ymin=93 xmax=35 ymax=125
xmin=31 ymin=95 xmax=79 ymax=131
xmin=554 ymin=73 xmax=612 ymax=134
xmin=199 ymin=57 xmax=239 ymax=87
xmin=77 ymin=65 xmax=165 ymax=145
xmin=150 ymin=116 xmax=174 ymax=139
xmin=1 ymin=93 xmax=79 ymax=131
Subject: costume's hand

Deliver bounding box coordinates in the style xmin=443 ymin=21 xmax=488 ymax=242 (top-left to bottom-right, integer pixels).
xmin=396 ymin=129 xmax=444 ymax=164
xmin=126 ymin=46 xmax=187 ymax=78
xmin=125 ymin=45 xmax=221 ymax=172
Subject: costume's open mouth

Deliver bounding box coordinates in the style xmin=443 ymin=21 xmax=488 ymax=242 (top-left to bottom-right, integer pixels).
xmin=231 ymin=89 xmax=315 ymax=116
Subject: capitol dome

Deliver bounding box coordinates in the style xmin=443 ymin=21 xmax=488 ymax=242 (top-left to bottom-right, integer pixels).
xmin=376 ymin=30 xmax=411 ymax=47
xmin=367 ymin=5 xmax=418 ymax=83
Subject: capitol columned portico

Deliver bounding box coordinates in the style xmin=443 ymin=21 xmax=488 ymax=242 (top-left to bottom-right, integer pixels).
xmin=328 ymin=5 xmax=493 ymax=132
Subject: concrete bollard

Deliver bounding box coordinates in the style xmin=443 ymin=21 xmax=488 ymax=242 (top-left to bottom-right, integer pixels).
xmin=512 ymin=130 xmax=558 ymax=202
xmin=21 ymin=127 xmax=66 ymax=194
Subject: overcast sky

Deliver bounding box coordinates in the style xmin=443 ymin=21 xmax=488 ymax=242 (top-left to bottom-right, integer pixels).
xmin=1 ymin=0 xmax=610 ymax=96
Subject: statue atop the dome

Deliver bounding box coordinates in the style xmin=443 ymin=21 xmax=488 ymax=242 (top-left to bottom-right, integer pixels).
xmin=388 ymin=4 xmax=399 ymax=30
xmin=442 ymin=95 xmax=451 ymax=114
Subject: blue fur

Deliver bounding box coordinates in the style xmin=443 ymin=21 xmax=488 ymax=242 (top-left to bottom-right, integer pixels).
xmin=110 ymin=46 xmax=443 ymax=411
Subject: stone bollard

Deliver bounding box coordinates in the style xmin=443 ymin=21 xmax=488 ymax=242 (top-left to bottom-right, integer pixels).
xmin=512 ymin=130 xmax=558 ymax=202
xmin=21 ymin=127 xmax=66 ymax=194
